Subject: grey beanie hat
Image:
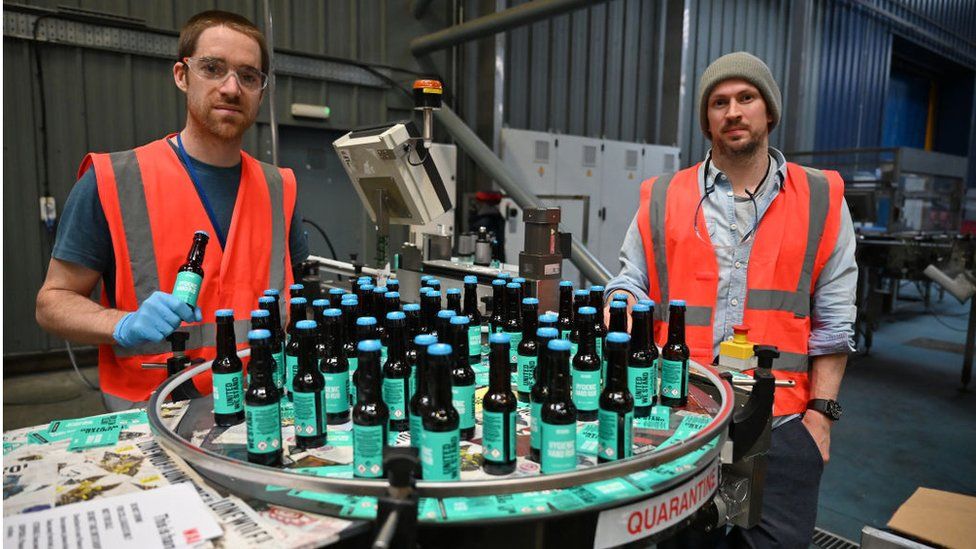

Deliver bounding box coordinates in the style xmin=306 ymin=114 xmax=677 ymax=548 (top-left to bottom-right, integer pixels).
xmin=698 ymin=51 xmax=781 ymax=138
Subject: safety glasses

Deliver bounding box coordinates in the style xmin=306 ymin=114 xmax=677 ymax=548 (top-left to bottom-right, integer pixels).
xmin=182 ymin=57 xmax=268 ymax=92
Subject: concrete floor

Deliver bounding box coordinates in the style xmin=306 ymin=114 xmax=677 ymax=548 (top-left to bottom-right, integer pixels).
xmin=4 ymin=288 xmax=974 ymax=544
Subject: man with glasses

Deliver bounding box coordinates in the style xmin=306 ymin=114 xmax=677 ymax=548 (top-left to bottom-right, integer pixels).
xmin=36 ymin=11 xmax=308 ymax=411
xmin=604 ymin=52 xmax=856 ymax=547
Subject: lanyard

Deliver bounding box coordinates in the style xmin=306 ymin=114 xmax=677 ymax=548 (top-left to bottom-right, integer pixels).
xmin=176 ymin=133 xmax=226 ymax=247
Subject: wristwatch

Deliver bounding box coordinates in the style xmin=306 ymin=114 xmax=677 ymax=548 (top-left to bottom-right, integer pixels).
xmin=807 ymin=399 xmax=842 ymax=421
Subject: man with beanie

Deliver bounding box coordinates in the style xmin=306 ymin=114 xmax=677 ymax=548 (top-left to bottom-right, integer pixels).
xmin=605 ymin=52 xmax=857 ymax=546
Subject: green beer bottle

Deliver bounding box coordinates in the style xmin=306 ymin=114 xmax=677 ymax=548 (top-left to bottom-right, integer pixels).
xmin=598 ymin=332 xmax=634 ymax=463
xmin=212 ymin=309 xmax=244 ymax=427
xmin=244 ymin=329 xmax=282 ymax=466
xmin=482 ymin=333 xmax=517 ymax=475
xmin=540 ymin=339 xmax=578 ymax=474
xmin=353 ymin=339 xmax=389 ymax=478
xmin=421 ymin=343 xmax=461 ymax=481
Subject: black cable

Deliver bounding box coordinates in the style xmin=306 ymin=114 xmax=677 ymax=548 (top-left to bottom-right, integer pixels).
xmin=302 ymin=218 xmax=338 ymax=260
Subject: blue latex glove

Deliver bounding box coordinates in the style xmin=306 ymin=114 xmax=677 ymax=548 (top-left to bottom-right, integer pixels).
xmin=113 ymin=291 xmax=203 ymax=348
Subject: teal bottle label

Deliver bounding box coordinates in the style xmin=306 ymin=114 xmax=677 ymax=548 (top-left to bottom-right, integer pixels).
xmin=420 ymin=429 xmax=460 ymax=480
xmin=540 ymin=422 xmax=576 ymax=473
xmin=292 ymin=390 xmax=326 ymax=437
xmin=451 ymin=384 xmax=476 ymax=429
xmin=661 ymin=358 xmax=687 ymax=399
xmin=245 ymin=403 xmax=281 ymax=454
xmin=516 ymin=354 xmax=537 ymax=393
xmin=348 ymin=357 xmax=359 ymax=402
xmin=482 ymin=410 xmax=516 ymax=463
xmin=628 ymin=366 xmax=653 ymax=407
xmin=571 ymin=369 xmax=601 ymax=411
xmin=380 ymin=346 xmax=388 ymax=365
xmin=285 ymin=353 xmax=299 ymax=393
xmin=505 ymin=331 xmax=523 ymax=363
xmin=597 ymin=408 xmax=633 ymax=461
xmin=172 ymin=271 xmax=202 ymax=306
xmin=468 ymin=325 xmax=482 ymax=357
xmin=272 ymin=351 xmax=285 ymax=389
xmin=596 ymin=338 xmax=605 ymax=362
xmin=383 ymin=377 xmax=409 ymax=423
xmin=409 ymin=414 xmax=423 ymax=448
xmin=353 ymin=424 xmax=386 ymax=478
xmin=560 ymin=329 xmax=570 ymax=341
xmin=212 ymin=372 xmax=243 ymax=414
xmin=530 ymin=401 xmax=542 ymax=449
xmin=323 ymin=372 xmax=350 ymax=413
xmin=409 ymin=366 xmax=417 ymax=400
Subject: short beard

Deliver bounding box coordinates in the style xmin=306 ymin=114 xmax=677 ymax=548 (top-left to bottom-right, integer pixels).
xmin=713 ymin=128 xmax=765 ymax=159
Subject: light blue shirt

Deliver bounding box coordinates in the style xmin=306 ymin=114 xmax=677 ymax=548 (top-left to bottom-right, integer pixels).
xmin=605 ymin=147 xmax=858 ymax=359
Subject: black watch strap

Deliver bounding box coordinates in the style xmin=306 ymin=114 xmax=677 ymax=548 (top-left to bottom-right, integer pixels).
xmin=807 ymin=399 xmax=842 ymax=421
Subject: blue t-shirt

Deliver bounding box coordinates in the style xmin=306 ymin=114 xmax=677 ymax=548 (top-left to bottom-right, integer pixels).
xmin=52 ymin=141 xmax=309 ymax=305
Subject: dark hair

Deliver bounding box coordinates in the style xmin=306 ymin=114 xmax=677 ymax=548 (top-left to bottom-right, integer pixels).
xmin=178 ymin=10 xmax=269 ymax=75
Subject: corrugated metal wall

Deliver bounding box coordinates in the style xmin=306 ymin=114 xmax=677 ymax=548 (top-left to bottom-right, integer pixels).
xmin=3 ymin=1 xmax=446 ymax=355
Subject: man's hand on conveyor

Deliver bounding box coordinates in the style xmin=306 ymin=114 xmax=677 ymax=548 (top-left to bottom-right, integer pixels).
xmin=112 ymin=291 xmax=202 ymax=348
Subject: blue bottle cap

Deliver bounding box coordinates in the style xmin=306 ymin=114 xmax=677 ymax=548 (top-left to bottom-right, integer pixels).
xmin=360 ymin=284 xmax=375 ymax=291
xmin=263 ymin=289 xmax=280 ymax=296
xmin=612 ymin=292 xmax=629 ymax=301
xmin=450 ymin=315 xmax=470 ymax=325
xmin=670 ymin=299 xmax=686 ymax=306
xmin=574 ymin=289 xmax=589 ymax=297
xmin=415 ymin=334 xmax=437 ymax=346
xmin=538 ymin=313 xmax=558 ymax=324
xmin=559 ymin=280 xmax=574 ymax=287
xmin=357 ymin=339 xmax=382 ymax=352
xmin=522 ymin=297 xmax=539 ymax=305
xmin=607 ymin=332 xmax=631 ymax=344
xmin=427 ymin=343 xmax=453 ymax=356
xmin=578 ymin=306 xmax=597 ymax=315
xmin=387 ymin=311 xmax=406 ymax=320
xmin=403 ymin=303 xmax=421 ymax=312
xmin=610 ymin=301 xmax=627 ymax=309
xmin=590 ymin=285 xmax=605 ymax=292
xmin=215 ymin=309 xmax=234 ymax=317
xmin=385 ymin=291 xmax=400 ymax=299
xmin=547 ymin=339 xmax=572 ymax=352
xmin=373 ymin=286 xmax=388 ymax=293
xmin=357 ymin=316 xmax=377 ymax=326
xmin=447 ymin=288 xmax=461 ymax=295
xmin=290 ymin=284 xmax=304 ymax=290
xmin=537 ymin=327 xmax=559 ymax=339
xmin=437 ymin=310 xmax=457 ymax=318
xmin=312 ymin=299 xmax=330 ymax=308
xmin=341 ymin=297 xmax=359 ymax=305
xmin=428 ymin=291 xmax=441 ymax=298
xmin=513 ymin=277 xmax=526 ymax=284
xmin=489 ymin=332 xmax=510 ymax=344
xmin=296 ymin=320 xmax=317 ymax=330
xmin=250 ymin=309 xmax=269 ymax=318
xmin=632 ymin=304 xmax=650 ymax=313
xmin=492 ymin=279 xmax=506 ymax=286
xmin=329 ymin=288 xmax=346 ymax=296
xmin=464 ymin=275 xmax=478 ymax=284
xmin=291 ymin=297 xmax=307 ymax=305
xmin=258 ymin=296 xmax=275 ymax=304
xmin=498 ymin=272 xmax=512 ymax=279
xmin=421 ymin=275 xmax=432 ymax=282
xmin=506 ymin=282 xmax=520 ymax=289
xmin=248 ymin=329 xmax=271 ymax=340
xmin=429 ymin=279 xmax=441 ymax=287
xmin=419 ymin=287 xmax=432 ymax=296
xmin=324 ymin=308 xmax=342 ymax=317
xmin=638 ymin=299 xmax=655 ymax=308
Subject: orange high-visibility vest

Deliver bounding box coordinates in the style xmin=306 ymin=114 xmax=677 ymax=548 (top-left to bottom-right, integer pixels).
xmin=635 ymin=162 xmax=845 ymax=416
xmin=78 ymin=135 xmax=297 ymax=401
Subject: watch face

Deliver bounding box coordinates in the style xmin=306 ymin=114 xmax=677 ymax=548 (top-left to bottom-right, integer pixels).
xmin=827 ymin=401 xmax=843 ymax=420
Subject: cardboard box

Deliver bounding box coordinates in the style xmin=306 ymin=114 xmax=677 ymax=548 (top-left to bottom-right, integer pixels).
xmin=887 ymin=487 xmax=976 ymax=549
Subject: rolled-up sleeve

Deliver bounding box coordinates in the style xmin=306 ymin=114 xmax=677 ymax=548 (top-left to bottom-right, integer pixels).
xmin=808 ymin=200 xmax=858 ymax=356
xmin=604 ymin=215 xmax=651 ymax=302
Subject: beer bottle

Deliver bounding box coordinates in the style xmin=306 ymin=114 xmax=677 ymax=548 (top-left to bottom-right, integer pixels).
xmin=569 ymin=289 xmax=589 ymax=360
xmin=538 ymin=312 xmax=558 ymax=332
xmin=351 ymin=316 xmax=378 ymax=404
xmin=482 ymin=333 xmax=517 ymax=475
xmin=212 ymin=309 xmax=244 ymax=427
xmin=372 ymin=286 xmax=389 ymax=335
xmin=611 ymin=292 xmax=630 ymax=305
xmin=403 ymin=303 xmax=422 ymax=364
xmin=386 ymin=278 xmax=400 ymax=294
xmin=462 ymin=275 xmax=483 ymax=362
xmin=435 ymin=309 xmax=455 ymax=342
xmin=660 ymin=300 xmax=690 ymax=407
xmin=556 ymin=280 xmax=575 ymax=340
xmin=428 ymin=279 xmax=441 ymax=293
xmin=420 ymin=290 xmax=441 ymax=335
xmin=340 ymin=296 xmax=359 ymax=362
xmin=289 ymin=283 xmax=305 ymax=303
xmin=353 ymin=339 xmax=389 ymax=478
xmin=589 ymin=285 xmax=608 ymax=367
xmin=516 ymin=297 xmax=540 ymax=402
xmin=599 ymin=332 xmax=634 ymax=463
xmin=421 ymin=343 xmax=461 ymax=481
xmin=259 ymin=294 xmax=286 ymax=391
xmin=244 ymin=329 xmax=282 ymax=466
xmin=503 ymin=283 xmax=523 ymax=368
xmin=446 ymin=288 xmax=462 ymax=315
xmin=571 ymin=307 xmax=601 ymax=422
xmin=284 ymin=297 xmax=309 ymax=401
xmin=540 ymin=338 xmax=577 ymax=474
xmin=489 ymin=279 xmax=506 ymax=333
xmin=449 ymin=317 xmax=476 ymax=441
xmin=292 ymin=320 xmax=327 ymax=449
xmin=408 ymin=334 xmax=438 ymax=449
xmin=513 ymin=277 xmax=530 ymax=299
xmin=172 ymin=230 xmax=208 ymax=306
xmin=311 ymin=299 xmax=331 ymax=358
xmin=383 ymin=291 xmax=401 ymax=315
xmin=529 ymin=327 xmax=558 ymax=462
xmin=382 ymin=311 xmax=411 ymax=433
xmin=359 ymin=283 xmax=375 ymax=315
xmin=628 ymin=303 xmax=656 ymax=417
xmin=319 ymin=308 xmax=350 ymax=424
xmin=608 ymin=300 xmax=628 ymax=334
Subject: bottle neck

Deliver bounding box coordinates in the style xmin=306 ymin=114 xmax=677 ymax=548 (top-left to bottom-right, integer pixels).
xmin=447 ymin=294 xmax=461 ymax=313
xmin=463 ymin=284 xmax=479 ymax=317
xmin=323 ymin=318 xmax=342 ymax=356
xmin=488 ymin=342 xmax=510 ymax=390
xmin=429 ymin=355 xmax=453 ymax=407
xmin=415 ymin=345 xmax=431 ymax=395
xmin=605 ymin=344 xmax=627 ymax=390
xmin=215 ymin=318 xmax=237 ymax=358
xmin=558 ymin=288 xmax=572 ymax=316
xmin=630 ymin=311 xmax=651 ymax=350
xmin=357 ymin=351 xmax=382 ymax=403
xmin=249 ymin=344 xmax=273 ymax=384
xmin=491 ymin=288 xmax=504 ymax=316
xmin=549 ymin=351 xmax=571 ymax=399
xmin=521 ymin=307 xmax=538 ymax=339
xmin=577 ymin=316 xmax=595 ymax=352
xmin=186 ymin=237 xmax=207 ymax=266
xmin=535 ymin=338 xmax=554 ymax=391
xmin=288 ymin=304 xmax=306 ymax=333
xmin=609 ymin=308 xmax=627 ymax=333
xmin=387 ymin=323 xmax=406 ymax=359
xmin=297 ymin=331 xmax=316 ymax=373
xmin=505 ymin=289 xmax=521 ymax=324
xmin=452 ymin=324 xmax=469 ymax=358
xmin=667 ymin=306 xmax=685 ymax=344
